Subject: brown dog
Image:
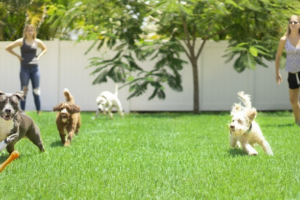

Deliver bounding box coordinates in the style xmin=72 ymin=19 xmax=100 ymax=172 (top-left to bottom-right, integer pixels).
xmin=53 ymin=88 xmax=81 ymax=146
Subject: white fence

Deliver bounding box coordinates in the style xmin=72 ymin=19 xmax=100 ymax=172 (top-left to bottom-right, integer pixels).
xmin=0 ymin=39 xmax=291 ymax=112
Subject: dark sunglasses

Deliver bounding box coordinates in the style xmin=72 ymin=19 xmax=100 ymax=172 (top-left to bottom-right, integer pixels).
xmin=289 ymin=21 xmax=300 ymax=25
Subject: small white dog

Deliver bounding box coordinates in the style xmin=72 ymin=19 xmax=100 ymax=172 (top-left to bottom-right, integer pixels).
xmin=95 ymin=84 xmax=124 ymax=119
xmin=229 ymin=91 xmax=273 ymax=156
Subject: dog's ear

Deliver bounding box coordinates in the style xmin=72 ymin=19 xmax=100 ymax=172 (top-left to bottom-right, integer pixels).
xmin=70 ymin=104 xmax=81 ymax=114
xmin=14 ymin=91 xmax=24 ymax=100
xmin=53 ymin=103 xmax=63 ymax=112
xmin=0 ymin=91 xmax=5 ymax=101
xmin=96 ymin=96 xmax=101 ymax=103
xmin=247 ymin=108 xmax=257 ymax=121
xmin=230 ymin=103 xmax=241 ymax=116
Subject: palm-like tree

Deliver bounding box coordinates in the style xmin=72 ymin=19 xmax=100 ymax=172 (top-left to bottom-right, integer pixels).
xmin=0 ymin=0 xmax=69 ymax=41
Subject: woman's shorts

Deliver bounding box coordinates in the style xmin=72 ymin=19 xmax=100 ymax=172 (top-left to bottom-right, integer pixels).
xmin=288 ymin=72 xmax=300 ymax=89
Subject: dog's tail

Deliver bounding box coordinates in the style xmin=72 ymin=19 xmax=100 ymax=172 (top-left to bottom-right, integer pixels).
xmin=114 ymin=84 xmax=118 ymax=97
xmin=237 ymin=91 xmax=252 ymax=108
xmin=63 ymin=88 xmax=75 ymax=103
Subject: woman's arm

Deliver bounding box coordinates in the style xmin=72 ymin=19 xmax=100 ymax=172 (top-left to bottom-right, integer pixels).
xmin=36 ymin=39 xmax=47 ymax=60
xmin=5 ymin=39 xmax=23 ymax=61
xmin=275 ymin=36 xmax=286 ymax=84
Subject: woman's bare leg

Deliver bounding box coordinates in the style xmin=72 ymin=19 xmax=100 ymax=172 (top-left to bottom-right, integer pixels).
xmin=289 ymin=88 xmax=300 ymax=125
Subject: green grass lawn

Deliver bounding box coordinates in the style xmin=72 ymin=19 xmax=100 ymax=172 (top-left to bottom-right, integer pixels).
xmin=0 ymin=111 xmax=299 ymax=199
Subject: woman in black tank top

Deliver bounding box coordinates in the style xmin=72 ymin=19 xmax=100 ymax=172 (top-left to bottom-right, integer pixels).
xmin=5 ymin=24 xmax=47 ymax=115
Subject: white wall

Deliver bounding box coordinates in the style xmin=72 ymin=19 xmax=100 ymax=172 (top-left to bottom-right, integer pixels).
xmin=0 ymin=39 xmax=291 ymax=112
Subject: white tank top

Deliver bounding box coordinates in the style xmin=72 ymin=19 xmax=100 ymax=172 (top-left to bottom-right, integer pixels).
xmin=285 ymin=38 xmax=300 ymax=72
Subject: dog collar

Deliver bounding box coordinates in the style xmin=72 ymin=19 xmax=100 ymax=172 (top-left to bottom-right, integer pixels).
xmin=10 ymin=111 xmax=19 ymax=121
xmin=246 ymin=123 xmax=252 ymax=133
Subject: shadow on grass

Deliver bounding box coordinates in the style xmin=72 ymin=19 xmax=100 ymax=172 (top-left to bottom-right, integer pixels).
xmin=0 ymin=151 xmax=38 ymax=163
xmin=127 ymin=112 xmax=185 ymax=118
xmin=228 ymin=148 xmax=248 ymax=157
xmin=50 ymin=140 xmax=63 ymax=148
xmin=83 ymin=111 xmax=230 ymax=120
xmin=0 ymin=152 xmax=20 ymax=162
xmin=261 ymin=123 xmax=295 ymax=128
xmin=0 ymin=153 xmax=9 ymax=162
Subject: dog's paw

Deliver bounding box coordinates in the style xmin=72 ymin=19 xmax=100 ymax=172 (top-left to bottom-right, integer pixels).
xmin=5 ymin=134 xmax=18 ymax=144
xmin=249 ymin=152 xmax=258 ymax=156
xmin=64 ymin=141 xmax=71 ymax=147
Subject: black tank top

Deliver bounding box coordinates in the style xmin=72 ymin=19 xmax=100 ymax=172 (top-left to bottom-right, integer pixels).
xmin=21 ymin=38 xmax=38 ymax=67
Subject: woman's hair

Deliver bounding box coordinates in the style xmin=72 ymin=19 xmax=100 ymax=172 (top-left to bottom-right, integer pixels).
xmin=22 ymin=24 xmax=37 ymax=39
xmin=286 ymin=15 xmax=300 ymax=36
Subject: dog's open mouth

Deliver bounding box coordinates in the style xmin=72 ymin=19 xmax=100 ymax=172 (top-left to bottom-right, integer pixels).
xmin=2 ymin=114 xmax=12 ymax=121
xmin=61 ymin=113 xmax=68 ymax=122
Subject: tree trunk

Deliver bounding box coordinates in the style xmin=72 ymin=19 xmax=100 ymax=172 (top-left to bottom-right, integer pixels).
xmin=191 ymin=58 xmax=199 ymax=114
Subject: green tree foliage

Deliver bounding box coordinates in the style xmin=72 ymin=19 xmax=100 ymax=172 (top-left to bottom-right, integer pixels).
xmin=48 ymin=0 xmax=187 ymax=101
xmin=148 ymin=0 xmax=300 ymax=113
xmin=48 ymin=0 xmax=300 ymax=113
xmin=0 ymin=0 xmax=70 ymax=41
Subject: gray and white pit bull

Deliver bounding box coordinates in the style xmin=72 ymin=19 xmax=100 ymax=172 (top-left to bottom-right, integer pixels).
xmin=0 ymin=91 xmax=44 ymax=154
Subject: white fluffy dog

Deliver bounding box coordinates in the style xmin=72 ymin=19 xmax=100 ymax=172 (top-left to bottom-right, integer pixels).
xmin=229 ymin=91 xmax=273 ymax=156
xmin=95 ymin=84 xmax=124 ymax=119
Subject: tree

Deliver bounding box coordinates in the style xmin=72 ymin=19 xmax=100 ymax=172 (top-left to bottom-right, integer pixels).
xmin=0 ymin=0 xmax=70 ymax=41
xmin=143 ymin=0 xmax=300 ymax=113
xmin=48 ymin=0 xmax=300 ymax=113
xmin=48 ymin=0 xmax=187 ymax=101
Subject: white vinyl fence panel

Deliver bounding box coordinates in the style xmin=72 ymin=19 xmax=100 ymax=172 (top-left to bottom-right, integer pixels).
xmin=0 ymin=39 xmax=291 ymax=112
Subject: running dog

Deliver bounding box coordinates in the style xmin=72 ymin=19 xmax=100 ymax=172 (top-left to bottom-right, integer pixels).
xmin=0 ymin=90 xmax=44 ymax=154
xmin=53 ymin=88 xmax=81 ymax=146
xmin=229 ymin=91 xmax=273 ymax=156
xmin=95 ymin=84 xmax=124 ymax=119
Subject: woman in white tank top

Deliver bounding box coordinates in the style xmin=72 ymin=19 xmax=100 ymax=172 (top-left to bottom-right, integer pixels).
xmin=275 ymin=15 xmax=300 ymax=125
